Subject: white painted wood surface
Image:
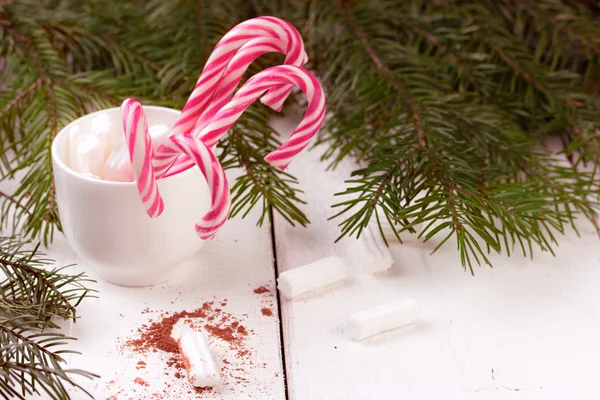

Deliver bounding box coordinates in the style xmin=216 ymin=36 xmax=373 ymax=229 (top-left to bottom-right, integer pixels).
xmin=3 ymin=118 xmax=600 ymax=400
xmin=272 ymin=118 xmax=600 ymax=400
xmin=1 ymin=170 xmax=286 ymax=400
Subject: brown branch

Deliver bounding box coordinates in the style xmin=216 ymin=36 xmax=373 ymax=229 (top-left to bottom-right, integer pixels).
xmin=557 ymin=22 xmax=600 ymax=55
xmin=519 ymin=1 xmax=600 ymax=55
xmin=413 ymin=27 xmax=477 ymax=84
xmin=468 ymin=129 xmax=599 ymax=238
xmin=0 ymin=362 xmax=66 ymax=374
xmin=4 ymin=17 xmax=61 ymax=223
xmin=429 ymin=154 xmax=462 ymax=231
xmin=39 ymin=22 xmax=162 ymax=72
xmin=342 ymin=10 xmax=426 ymax=147
xmin=0 ymin=257 xmax=77 ymax=317
xmin=0 ymin=78 xmax=42 ymax=119
xmin=53 ymin=79 xmax=119 ymax=106
xmin=44 ymin=84 xmax=58 ymax=222
xmin=491 ymin=43 xmax=550 ymax=96
xmin=558 ymin=134 xmax=600 ymax=240
xmin=368 ymin=161 xmax=403 ymax=213
xmin=4 ymin=24 xmax=51 ymax=83
xmin=230 ymin=129 xmax=271 ymax=201
xmin=490 ymin=42 xmax=581 ymax=106
xmin=0 ymin=189 xmax=31 ymax=216
xmin=0 ymin=323 xmax=65 ymax=363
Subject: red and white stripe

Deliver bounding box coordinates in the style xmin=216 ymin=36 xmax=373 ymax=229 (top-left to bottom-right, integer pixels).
xmin=153 ymin=134 xmax=231 ymax=240
xmin=193 ymin=36 xmax=297 ymax=136
xmin=121 ymin=98 xmax=164 ymax=218
xmin=164 ymin=65 xmax=325 ymax=177
xmin=155 ymin=16 xmax=307 ymax=178
xmin=162 ymin=37 xmax=303 ymax=176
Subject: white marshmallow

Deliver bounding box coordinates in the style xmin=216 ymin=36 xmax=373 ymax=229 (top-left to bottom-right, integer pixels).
xmin=177 ymin=331 xmax=220 ymax=388
xmin=344 ymin=299 xmax=421 ymax=341
xmin=90 ymin=112 xmax=120 ymax=158
xmin=149 ymin=123 xmax=170 ymax=150
xmin=102 ymin=123 xmax=170 ymax=182
xmin=103 ymin=142 xmax=133 ymax=182
xmin=277 ymin=256 xmax=348 ymax=299
xmin=66 ymin=127 xmax=108 ymax=178
xmin=361 ymin=225 xmax=394 ymax=274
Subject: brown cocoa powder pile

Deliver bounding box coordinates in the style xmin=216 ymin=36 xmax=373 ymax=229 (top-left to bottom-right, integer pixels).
xmin=261 ymin=307 xmax=273 ymax=317
xmin=105 ymin=296 xmax=268 ymax=399
xmin=134 ymin=377 xmax=149 ymax=387
xmin=126 ymin=302 xmax=214 ymax=354
xmin=253 ymin=286 xmax=270 ymax=294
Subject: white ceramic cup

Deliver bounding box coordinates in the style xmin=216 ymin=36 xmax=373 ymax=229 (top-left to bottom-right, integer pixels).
xmin=51 ymin=106 xmax=209 ymax=286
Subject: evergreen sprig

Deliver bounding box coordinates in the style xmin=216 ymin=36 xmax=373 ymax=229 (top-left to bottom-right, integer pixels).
xmin=0 ymin=237 xmax=97 ymax=400
xmin=1 ymin=0 xmax=599 ymax=273
xmin=283 ymin=0 xmax=600 ymax=272
xmin=0 ymin=0 xmax=157 ymax=244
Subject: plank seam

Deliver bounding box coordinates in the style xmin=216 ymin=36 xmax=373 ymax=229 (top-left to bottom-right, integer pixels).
xmin=269 ymin=206 xmax=290 ymax=400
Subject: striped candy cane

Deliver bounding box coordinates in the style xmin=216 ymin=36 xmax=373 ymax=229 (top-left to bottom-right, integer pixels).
xmin=162 ymin=36 xmax=302 ymax=176
xmin=153 ymin=134 xmax=231 ymax=240
xmin=194 ymin=37 xmax=297 ymax=136
xmin=163 ymin=65 xmax=325 ymax=177
xmin=154 ymin=17 xmax=306 ymax=178
xmin=167 ymin=17 xmax=305 ymax=136
xmin=121 ymin=98 xmax=164 ymax=218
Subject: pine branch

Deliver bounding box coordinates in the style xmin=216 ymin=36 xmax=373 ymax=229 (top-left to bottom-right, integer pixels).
xmin=0 ymin=238 xmax=96 ymax=321
xmin=0 ymin=189 xmax=30 ymax=216
xmin=0 ymin=237 xmax=97 ymax=399
xmin=342 ymin=9 xmax=427 ymax=147
xmin=284 ymin=0 xmax=600 ymax=272
xmin=412 ymin=26 xmax=478 ymax=85
xmin=0 ymin=78 xmax=42 ymax=120
xmin=2 ymin=0 xmax=600 ymax=272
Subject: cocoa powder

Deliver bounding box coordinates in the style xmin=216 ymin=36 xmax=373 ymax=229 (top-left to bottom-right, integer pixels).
xmin=261 ymin=308 xmax=273 ymax=317
xmin=126 ymin=303 xmax=213 ymax=354
xmin=253 ymin=286 xmax=270 ymax=294
xmin=134 ymin=377 xmax=149 ymax=387
xmin=104 ymin=296 xmax=264 ymax=399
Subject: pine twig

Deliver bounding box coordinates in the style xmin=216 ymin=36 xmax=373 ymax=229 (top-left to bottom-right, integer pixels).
xmin=412 ymin=26 xmax=477 ymax=84
xmin=0 ymin=189 xmax=31 ymax=216
xmin=0 ymin=237 xmax=97 ymax=399
xmin=0 ymin=323 xmax=65 ymax=363
xmin=559 ymin=140 xmax=600 ymax=239
xmin=0 ymin=78 xmax=42 ymax=119
xmin=1 ymin=257 xmax=78 ymax=318
xmin=518 ymin=0 xmax=600 ymax=55
xmin=341 ymin=9 xmax=427 ymax=148
xmin=487 ymin=37 xmax=582 ymax=106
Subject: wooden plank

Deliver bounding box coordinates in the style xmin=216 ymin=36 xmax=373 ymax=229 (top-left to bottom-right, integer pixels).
xmin=1 ymin=170 xmax=286 ymax=400
xmin=272 ymin=118 xmax=600 ymax=400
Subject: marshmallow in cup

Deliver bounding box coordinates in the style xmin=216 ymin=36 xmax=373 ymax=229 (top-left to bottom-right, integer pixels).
xmin=65 ymin=110 xmax=172 ymax=183
xmin=103 ymin=123 xmax=171 ymax=182
xmin=66 ymin=112 xmax=119 ymax=179
xmin=52 ymin=106 xmax=210 ymax=286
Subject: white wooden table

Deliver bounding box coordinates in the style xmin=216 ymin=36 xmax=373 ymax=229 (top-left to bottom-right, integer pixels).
xmin=5 ymin=118 xmax=600 ymax=400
